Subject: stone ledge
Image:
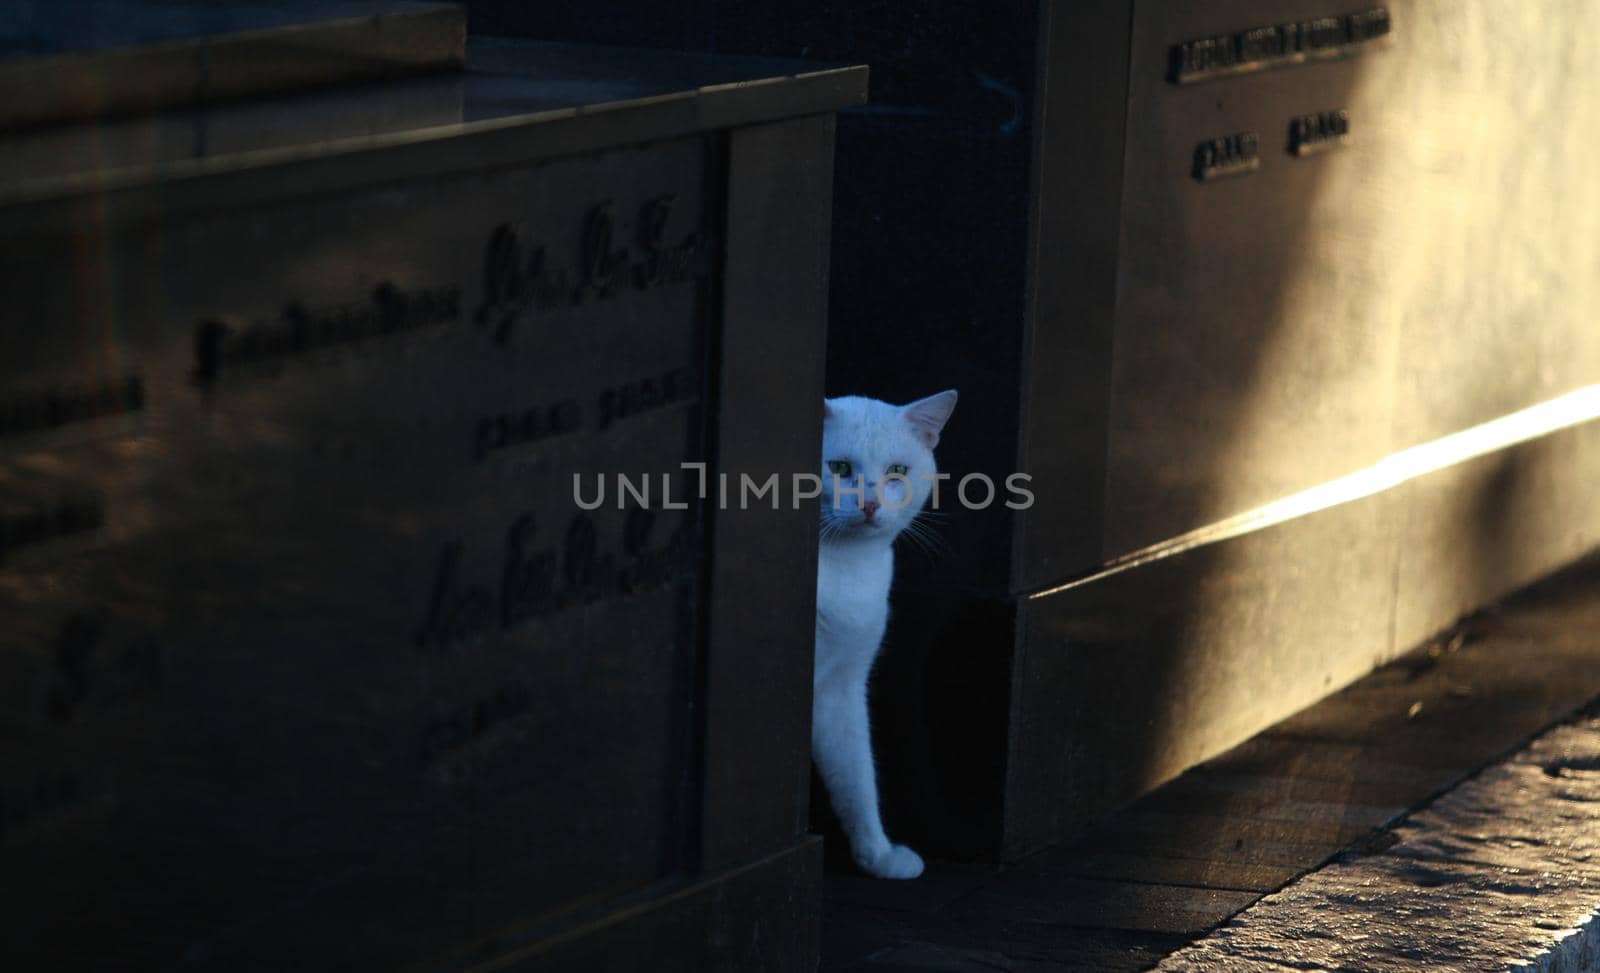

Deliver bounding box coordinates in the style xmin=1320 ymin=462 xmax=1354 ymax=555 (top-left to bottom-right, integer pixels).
xmin=1157 ymin=713 xmax=1600 ymax=972
xmin=822 ymin=553 xmax=1600 ymax=971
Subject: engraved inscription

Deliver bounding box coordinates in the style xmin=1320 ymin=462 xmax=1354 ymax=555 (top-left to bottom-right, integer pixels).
xmin=1170 ymin=8 xmax=1391 ymax=84
xmin=474 ymin=398 xmax=583 ymax=461
xmin=596 ymin=366 xmax=698 ymax=431
xmin=412 ymin=540 xmax=493 ymax=650
xmin=499 ymin=508 xmax=693 ymax=627
xmin=1289 ymin=109 xmax=1351 ymax=156
xmin=472 ymin=366 xmax=699 ymax=462
xmin=187 ymin=194 xmax=708 ymax=388
xmin=414 ymin=508 xmax=695 ymax=654
xmin=420 ymin=681 xmax=531 ymax=767
xmin=192 ymin=281 xmax=461 ymax=388
xmin=0 ymin=497 xmax=104 ymax=563
xmin=575 ymin=200 xmax=632 ymax=303
xmin=0 ymin=375 xmax=143 ymax=441
xmin=474 ymin=195 xmax=711 ymax=347
xmin=1193 ymin=131 xmax=1261 ymax=182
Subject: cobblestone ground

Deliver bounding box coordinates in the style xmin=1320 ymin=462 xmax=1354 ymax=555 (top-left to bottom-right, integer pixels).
xmin=1158 ymin=714 xmax=1600 ymax=972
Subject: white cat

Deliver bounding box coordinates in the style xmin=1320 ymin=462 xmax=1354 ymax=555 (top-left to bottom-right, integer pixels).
xmin=813 ymin=390 xmax=958 ymax=880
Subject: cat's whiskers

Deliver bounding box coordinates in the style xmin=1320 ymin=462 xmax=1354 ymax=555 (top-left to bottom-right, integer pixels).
xmin=819 ymin=513 xmax=854 ymax=544
xmin=894 ymin=513 xmax=952 ymax=563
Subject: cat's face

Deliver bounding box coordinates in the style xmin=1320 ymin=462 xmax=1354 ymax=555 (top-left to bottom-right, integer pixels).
xmin=820 ymin=391 xmax=958 ymax=543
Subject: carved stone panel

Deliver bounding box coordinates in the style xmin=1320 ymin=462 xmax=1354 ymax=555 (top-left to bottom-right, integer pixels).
xmin=0 ymin=136 xmax=723 ymax=968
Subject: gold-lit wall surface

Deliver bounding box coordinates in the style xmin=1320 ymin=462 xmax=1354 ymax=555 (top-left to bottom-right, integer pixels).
xmin=1107 ymin=0 xmax=1600 ymax=555
xmin=1008 ymin=0 xmax=1600 ymax=854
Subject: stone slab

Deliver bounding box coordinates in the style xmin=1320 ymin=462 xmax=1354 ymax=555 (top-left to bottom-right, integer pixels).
xmin=0 ymin=40 xmax=864 ymax=972
xmin=1392 ymin=421 xmax=1600 ymax=655
xmin=825 ymin=908 xmax=1186 ymax=973
xmin=490 ymin=0 xmax=1600 ymax=878
xmin=947 ymin=879 xmax=1259 ymax=936
xmin=1028 ymin=848 xmax=1303 ymax=895
xmin=1006 ymin=491 xmax=1400 ymax=857
xmin=825 ymin=556 xmax=1600 ymax=970
xmin=0 ymin=2 xmax=466 ymax=129
xmin=1160 ymin=716 xmax=1600 ymax=972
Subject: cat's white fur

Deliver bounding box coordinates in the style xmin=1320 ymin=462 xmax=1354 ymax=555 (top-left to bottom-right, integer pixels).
xmin=814 ymin=389 xmax=957 ymax=880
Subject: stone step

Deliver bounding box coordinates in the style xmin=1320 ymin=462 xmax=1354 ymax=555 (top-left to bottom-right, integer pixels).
xmin=1159 ymin=711 xmax=1600 ymax=971
xmin=821 ymin=550 xmax=1600 ymax=970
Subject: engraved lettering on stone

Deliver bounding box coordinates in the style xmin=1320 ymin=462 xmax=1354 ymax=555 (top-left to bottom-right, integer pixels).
xmin=474 ymin=398 xmax=583 ymax=461
xmin=414 ymin=508 xmax=695 ymax=654
xmin=420 ymin=681 xmax=531 ymax=766
xmin=473 ymin=197 xmax=711 ymax=347
xmin=634 ymin=195 xmax=701 ymax=288
xmin=192 ymin=281 xmax=461 ymax=388
xmin=576 ymin=201 xmax=630 ymax=303
xmin=475 ymin=225 xmax=569 ymax=345
xmin=1193 ymin=131 xmax=1261 ymax=182
xmin=1170 ymin=8 xmax=1391 ymax=84
xmin=471 ymin=368 xmax=701 ymax=462
xmin=596 ymin=366 xmax=699 ymax=431
xmin=413 ymin=540 xmax=495 ymax=651
xmin=1289 ymin=109 xmax=1351 ymax=156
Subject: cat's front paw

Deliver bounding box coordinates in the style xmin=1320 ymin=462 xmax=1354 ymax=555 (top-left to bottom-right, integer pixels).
xmin=856 ymin=843 xmax=924 ymax=880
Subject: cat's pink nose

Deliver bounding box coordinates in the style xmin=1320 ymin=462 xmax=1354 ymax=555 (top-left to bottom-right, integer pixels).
xmin=862 ymin=500 xmax=880 ymax=521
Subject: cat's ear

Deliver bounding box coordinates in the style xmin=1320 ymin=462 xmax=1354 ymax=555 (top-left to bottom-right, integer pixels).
xmin=823 ymin=399 xmax=835 ymax=422
xmin=903 ymin=390 xmax=958 ymax=448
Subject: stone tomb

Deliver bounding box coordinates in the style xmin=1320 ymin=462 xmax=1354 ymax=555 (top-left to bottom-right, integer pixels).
xmin=473 ymin=0 xmax=1600 ymax=863
xmin=0 ymin=32 xmax=863 ymax=971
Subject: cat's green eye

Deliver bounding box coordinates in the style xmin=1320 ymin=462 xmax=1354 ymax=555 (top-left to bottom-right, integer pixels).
xmin=886 ymin=463 xmax=909 ymax=477
xmin=828 ymin=460 xmax=853 ymax=478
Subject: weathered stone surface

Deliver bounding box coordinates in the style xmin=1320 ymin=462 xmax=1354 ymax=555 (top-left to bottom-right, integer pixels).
xmin=1089 ymin=808 xmax=1377 ymax=868
xmin=824 ymin=865 xmax=996 ymax=917
xmin=1032 ymin=849 xmax=1301 ymax=894
xmin=855 ymin=942 xmax=1072 ymax=972
xmin=824 ymin=569 xmax=1600 ymax=971
xmin=948 ymin=878 xmax=1258 ymax=935
xmin=1389 ymin=764 xmax=1600 ymax=877
xmin=0 ymin=34 xmax=865 ymax=971
xmin=822 ymin=899 xmax=1187 ymax=972
xmin=1159 ymin=717 xmax=1600 ymax=971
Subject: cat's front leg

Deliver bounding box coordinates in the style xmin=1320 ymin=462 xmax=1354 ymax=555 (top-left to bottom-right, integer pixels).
xmin=812 ymin=673 xmax=925 ymax=880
